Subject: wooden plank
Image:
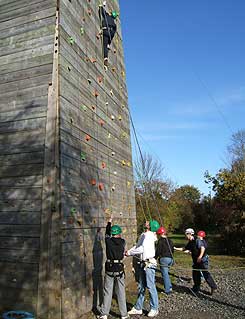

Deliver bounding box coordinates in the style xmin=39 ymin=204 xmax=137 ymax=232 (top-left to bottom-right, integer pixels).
xmin=0 ymin=187 xmax=42 ymax=200
xmin=0 ymin=211 xmax=41 ymax=225
xmin=0 ymin=236 xmax=40 ymax=249
xmin=0 ymin=74 xmax=52 ymax=95
xmin=0 ymin=118 xmax=46 ymax=134
xmin=0 ymin=225 xmax=40 ymax=237
xmin=0 ymin=164 xmax=43 ymax=177
xmin=0 ymin=199 xmax=42 ymax=212
xmin=0 ymin=152 xmax=44 ymax=165
xmin=0 ymin=63 xmax=52 ymax=85
xmin=0 ymin=7 xmax=55 ymax=32
xmin=0 ymin=16 xmax=56 ymax=40
xmin=0 ymin=175 xmax=43 ymax=187
xmin=0 ymin=0 xmax=56 ymax=23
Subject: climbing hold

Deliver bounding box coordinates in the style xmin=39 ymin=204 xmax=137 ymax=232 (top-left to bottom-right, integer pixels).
xmin=85 ymin=57 xmax=90 ymax=62
xmin=94 ymin=90 xmax=99 ymax=97
xmin=127 ymin=181 xmax=131 ymax=187
xmin=111 ymin=115 xmax=115 ymax=120
xmin=99 ymin=119 xmax=105 ymax=126
xmin=111 ymin=184 xmax=116 ymax=191
xmin=87 ymin=8 xmax=92 ymax=15
xmin=122 ymin=104 xmax=125 ymax=109
xmin=81 ymin=190 xmax=86 ymax=195
xmin=113 ymin=171 xmax=117 ymax=175
xmin=98 ymin=76 xmax=103 ymax=83
xmin=90 ymin=179 xmax=96 ymax=186
xmin=101 ymin=162 xmax=106 ymax=169
xmin=111 ymin=151 xmax=115 ymax=156
xmin=80 ymin=152 xmax=86 ymax=161
xmin=121 ymin=160 xmax=126 ymax=166
xmin=80 ymin=27 xmax=85 ymax=35
xmin=121 ymin=70 xmax=125 ymax=78
xmin=70 ymin=118 xmax=74 ymax=124
xmin=87 ymin=78 xmax=92 ymax=84
xmin=91 ymin=105 xmax=96 ymax=111
xmin=70 ymin=208 xmax=77 ymax=215
xmin=68 ymin=217 xmax=74 ymax=224
xmin=127 ymin=161 xmax=131 ymax=167
xmin=96 ymin=33 xmax=101 ymax=40
xmin=85 ymin=134 xmax=91 ymax=141
xmin=111 ymin=67 xmax=116 ymax=72
xmin=118 ymin=115 xmax=122 ymax=121
xmin=67 ymin=66 xmax=71 ymax=71
xmin=77 ymin=219 xmax=82 ymax=227
xmin=113 ymin=49 xmax=117 ymax=54
xmin=98 ymin=183 xmax=104 ymax=191
xmin=122 ymin=132 xmax=127 ymax=138
xmin=81 ymin=105 xmax=87 ymax=111
xmin=105 ymin=102 xmax=109 ymax=105
xmin=68 ymin=36 xmax=75 ymax=45
xmin=90 ymin=58 xmax=97 ymax=63
xmin=110 ymin=89 xmax=114 ymax=96
xmin=107 ymin=133 xmax=111 ymax=139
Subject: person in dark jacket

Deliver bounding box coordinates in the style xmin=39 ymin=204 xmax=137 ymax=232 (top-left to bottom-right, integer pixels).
xmin=98 ymin=1 xmax=118 ymax=66
xmin=175 ymin=228 xmax=217 ymax=295
xmin=97 ymin=216 xmax=129 ymax=319
xmin=155 ymin=226 xmax=174 ymax=294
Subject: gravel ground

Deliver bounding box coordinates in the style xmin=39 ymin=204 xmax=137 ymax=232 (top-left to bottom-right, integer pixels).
xmin=156 ymin=269 xmax=245 ymax=319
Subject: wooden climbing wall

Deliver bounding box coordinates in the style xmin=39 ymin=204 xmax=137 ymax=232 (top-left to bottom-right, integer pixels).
xmin=0 ymin=0 xmax=137 ymax=318
xmin=0 ymin=0 xmax=57 ymax=315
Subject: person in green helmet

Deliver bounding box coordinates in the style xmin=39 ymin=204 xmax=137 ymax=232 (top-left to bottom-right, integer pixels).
xmin=98 ymin=1 xmax=118 ymax=66
xmin=125 ymin=220 xmax=160 ymax=318
xmin=97 ymin=216 xmax=129 ymax=319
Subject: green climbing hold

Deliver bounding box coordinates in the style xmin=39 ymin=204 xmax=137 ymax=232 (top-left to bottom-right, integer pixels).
xmin=80 ymin=27 xmax=85 ymax=35
xmin=68 ymin=36 xmax=75 ymax=45
xmin=81 ymin=152 xmax=86 ymax=161
xmin=70 ymin=208 xmax=77 ymax=215
xmin=81 ymin=105 xmax=87 ymax=111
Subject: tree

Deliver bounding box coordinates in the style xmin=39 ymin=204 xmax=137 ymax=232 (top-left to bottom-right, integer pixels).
xmin=226 ymin=129 xmax=245 ymax=173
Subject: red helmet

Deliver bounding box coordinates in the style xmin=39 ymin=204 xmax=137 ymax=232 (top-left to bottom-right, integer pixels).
xmin=197 ymin=230 xmax=206 ymax=238
xmin=156 ymin=226 xmax=166 ymax=235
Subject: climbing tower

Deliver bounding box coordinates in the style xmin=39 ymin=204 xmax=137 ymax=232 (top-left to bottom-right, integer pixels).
xmin=0 ymin=0 xmax=136 ymax=318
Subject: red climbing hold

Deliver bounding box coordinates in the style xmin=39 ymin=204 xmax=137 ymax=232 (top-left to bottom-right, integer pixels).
xmin=98 ymin=183 xmax=104 ymax=191
xmin=101 ymin=162 xmax=106 ymax=169
xmin=99 ymin=119 xmax=105 ymax=126
xmin=94 ymin=90 xmax=99 ymax=97
xmin=90 ymin=179 xmax=96 ymax=186
xmin=85 ymin=134 xmax=91 ymax=141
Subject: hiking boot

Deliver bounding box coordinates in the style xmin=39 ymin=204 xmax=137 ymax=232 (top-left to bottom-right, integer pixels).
xmin=147 ymin=309 xmax=159 ymax=317
xmin=128 ymin=307 xmax=143 ymax=315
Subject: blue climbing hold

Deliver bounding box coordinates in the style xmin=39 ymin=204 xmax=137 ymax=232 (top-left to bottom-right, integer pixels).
xmin=2 ymin=311 xmax=35 ymax=319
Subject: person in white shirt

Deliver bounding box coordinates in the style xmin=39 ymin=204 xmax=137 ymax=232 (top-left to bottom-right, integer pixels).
xmin=125 ymin=220 xmax=160 ymax=318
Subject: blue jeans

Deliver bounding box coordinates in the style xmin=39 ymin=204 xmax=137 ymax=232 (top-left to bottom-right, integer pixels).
xmin=134 ymin=266 xmax=158 ymax=311
xmin=159 ymin=257 xmax=173 ymax=293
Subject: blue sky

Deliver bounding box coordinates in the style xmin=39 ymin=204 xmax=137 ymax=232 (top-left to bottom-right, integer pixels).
xmin=119 ymin=0 xmax=245 ymax=195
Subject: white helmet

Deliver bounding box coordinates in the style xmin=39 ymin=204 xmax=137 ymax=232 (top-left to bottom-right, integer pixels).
xmin=185 ymin=228 xmax=195 ymax=235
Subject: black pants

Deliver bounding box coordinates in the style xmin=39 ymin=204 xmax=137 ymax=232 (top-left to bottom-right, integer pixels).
xmin=192 ymin=261 xmax=217 ymax=291
xmin=103 ymin=31 xmax=115 ymax=59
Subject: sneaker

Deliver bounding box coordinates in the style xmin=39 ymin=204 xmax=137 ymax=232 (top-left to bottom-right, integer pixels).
xmin=121 ymin=315 xmax=130 ymax=319
xmin=97 ymin=316 xmax=107 ymax=319
xmin=147 ymin=309 xmax=159 ymax=317
xmin=128 ymin=307 xmax=143 ymax=315
xmin=104 ymin=58 xmax=108 ymax=66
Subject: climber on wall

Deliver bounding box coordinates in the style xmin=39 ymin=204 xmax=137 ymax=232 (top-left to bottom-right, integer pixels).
xmin=98 ymin=1 xmax=118 ymax=66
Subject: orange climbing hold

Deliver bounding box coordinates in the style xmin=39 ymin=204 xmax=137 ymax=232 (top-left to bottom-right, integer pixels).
xmin=98 ymin=183 xmax=104 ymax=191
xmin=99 ymin=119 xmax=105 ymax=126
xmin=94 ymin=90 xmax=99 ymax=97
xmin=101 ymin=162 xmax=106 ymax=169
xmin=98 ymin=76 xmax=103 ymax=83
xmin=90 ymin=179 xmax=96 ymax=186
xmin=90 ymin=58 xmax=97 ymax=63
xmin=85 ymin=134 xmax=91 ymax=141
